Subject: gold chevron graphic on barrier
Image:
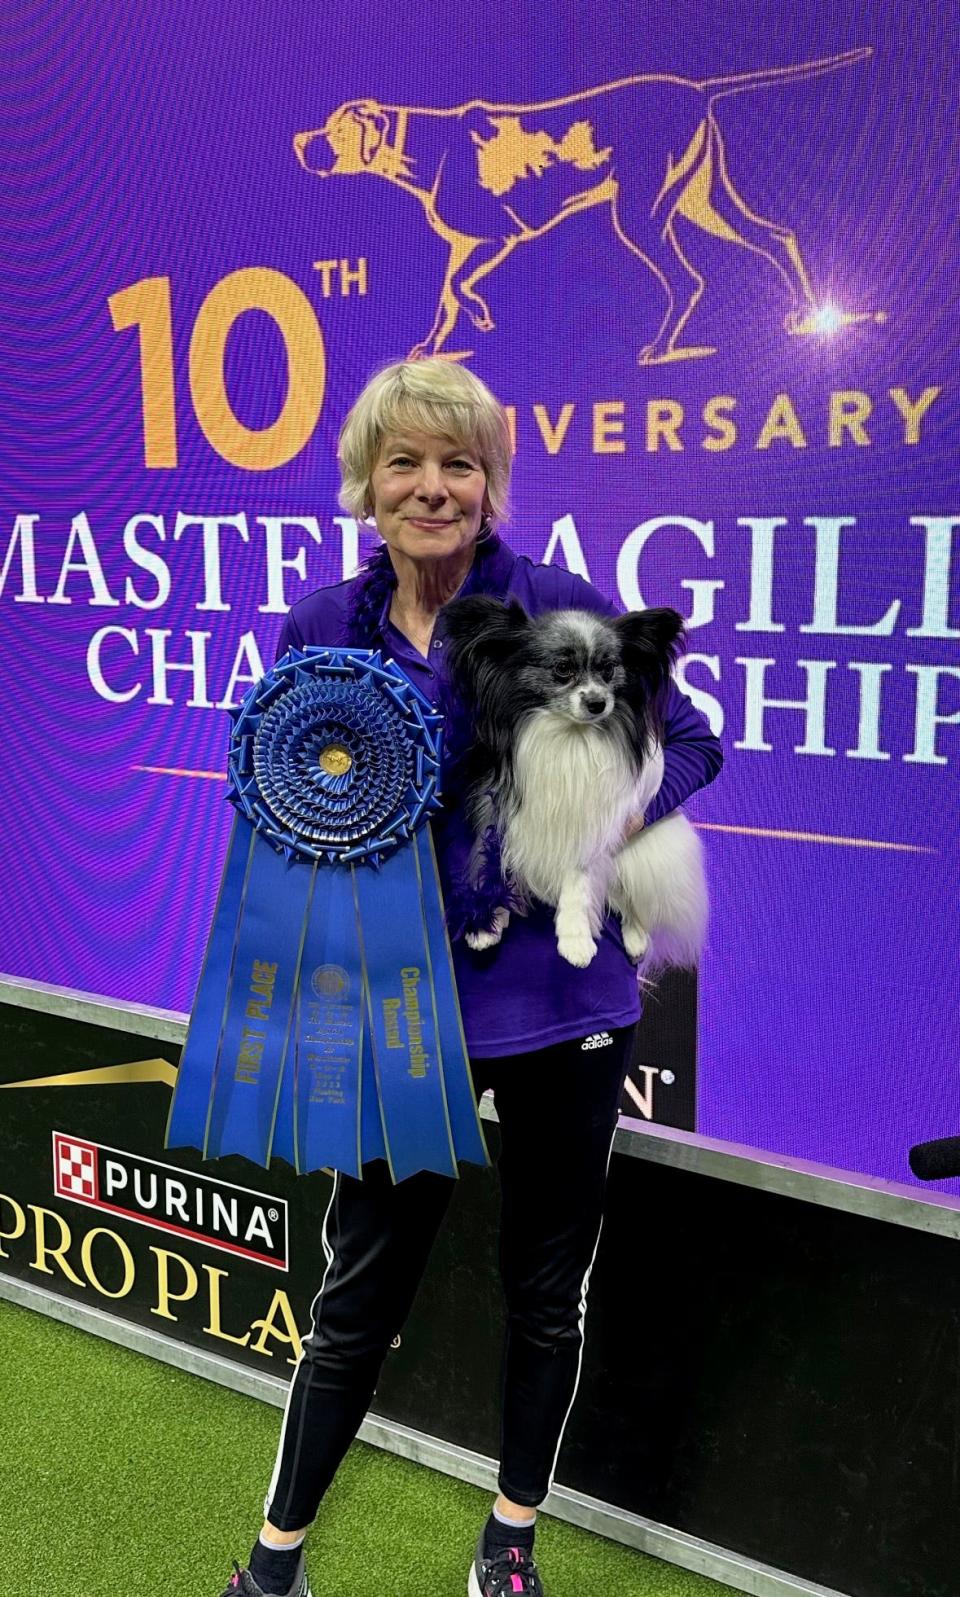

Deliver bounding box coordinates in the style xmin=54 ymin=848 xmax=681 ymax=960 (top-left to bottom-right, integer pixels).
xmin=0 ymin=1059 xmax=177 ymax=1090
xmin=293 ymin=48 xmax=883 ymax=363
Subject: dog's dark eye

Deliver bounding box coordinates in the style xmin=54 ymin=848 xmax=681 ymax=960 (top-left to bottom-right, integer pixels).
xmin=597 ymin=662 xmax=615 ymax=683
xmin=552 ymin=661 xmax=576 ymax=682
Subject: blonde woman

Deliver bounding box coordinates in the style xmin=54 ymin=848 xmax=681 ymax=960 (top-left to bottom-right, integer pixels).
xmin=220 ymin=358 xmax=723 ymax=1597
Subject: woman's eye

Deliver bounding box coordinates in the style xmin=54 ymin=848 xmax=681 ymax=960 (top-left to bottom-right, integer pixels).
xmin=447 ymin=459 xmax=474 ymax=471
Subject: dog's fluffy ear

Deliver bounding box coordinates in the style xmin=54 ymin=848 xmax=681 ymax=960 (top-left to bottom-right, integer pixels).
xmin=441 ymin=596 xmax=530 ymax=695
xmin=610 ymin=607 xmax=687 ymax=701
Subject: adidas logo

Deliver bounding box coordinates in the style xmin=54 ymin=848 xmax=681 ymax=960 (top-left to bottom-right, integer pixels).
xmin=581 ymin=1031 xmax=613 ymax=1051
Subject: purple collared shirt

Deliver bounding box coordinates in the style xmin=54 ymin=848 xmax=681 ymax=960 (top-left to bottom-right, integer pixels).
xmin=275 ymin=535 xmax=723 ymax=1058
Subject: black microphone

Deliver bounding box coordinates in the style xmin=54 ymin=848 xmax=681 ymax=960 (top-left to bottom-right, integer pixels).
xmin=908 ymin=1136 xmax=960 ymax=1181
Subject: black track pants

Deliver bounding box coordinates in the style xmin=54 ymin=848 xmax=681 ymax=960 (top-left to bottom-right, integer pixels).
xmin=263 ymin=1023 xmax=636 ymax=1529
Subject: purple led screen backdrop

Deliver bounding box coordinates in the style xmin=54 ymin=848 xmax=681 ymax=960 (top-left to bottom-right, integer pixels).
xmin=2 ymin=1 xmax=958 ymax=1190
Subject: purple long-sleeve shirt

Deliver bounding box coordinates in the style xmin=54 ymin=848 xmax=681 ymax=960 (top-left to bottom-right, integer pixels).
xmin=275 ymin=534 xmax=723 ymax=1058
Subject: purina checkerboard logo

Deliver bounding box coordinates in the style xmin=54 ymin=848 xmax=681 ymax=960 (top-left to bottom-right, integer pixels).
xmin=52 ymin=1133 xmax=289 ymax=1271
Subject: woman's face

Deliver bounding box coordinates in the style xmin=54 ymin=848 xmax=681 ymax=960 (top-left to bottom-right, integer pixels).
xmin=368 ymin=428 xmax=488 ymax=565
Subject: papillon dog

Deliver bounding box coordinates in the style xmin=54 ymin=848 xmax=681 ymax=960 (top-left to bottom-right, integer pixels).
xmin=441 ymin=597 xmax=709 ymax=983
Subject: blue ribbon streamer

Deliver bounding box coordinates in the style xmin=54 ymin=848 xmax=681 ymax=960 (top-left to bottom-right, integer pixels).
xmin=202 ymin=833 xmax=313 ymax=1164
xmin=414 ymin=828 xmax=489 ymax=1168
xmin=293 ymin=866 xmax=368 ymax=1178
xmin=353 ymin=849 xmax=458 ymax=1182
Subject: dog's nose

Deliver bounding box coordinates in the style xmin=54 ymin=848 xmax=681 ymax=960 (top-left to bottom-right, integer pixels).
xmin=583 ymin=695 xmax=606 ymax=716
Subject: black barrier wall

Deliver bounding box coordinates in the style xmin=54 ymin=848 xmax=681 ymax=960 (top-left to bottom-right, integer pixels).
xmin=2 ymin=997 xmax=957 ymax=1597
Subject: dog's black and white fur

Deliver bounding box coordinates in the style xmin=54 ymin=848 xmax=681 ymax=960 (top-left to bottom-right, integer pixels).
xmin=442 ymin=596 xmax=709 ymax=981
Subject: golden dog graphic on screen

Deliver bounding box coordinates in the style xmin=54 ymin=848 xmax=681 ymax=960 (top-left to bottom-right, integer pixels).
xmin=293 ymin=49 xmax=877 ymax=363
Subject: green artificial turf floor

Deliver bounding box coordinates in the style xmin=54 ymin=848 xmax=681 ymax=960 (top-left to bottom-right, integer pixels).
xmin=2 ymin=1297 xmax=740 ymax=1597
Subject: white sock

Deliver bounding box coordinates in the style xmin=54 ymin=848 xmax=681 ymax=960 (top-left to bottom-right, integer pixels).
xmin=258 ymin=1531 xmax=305 ymax=1551
xmin=493 ymin=1504 xmax=537 ymax=1528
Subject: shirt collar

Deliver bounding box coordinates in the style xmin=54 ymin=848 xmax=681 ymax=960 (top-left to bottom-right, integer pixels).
xmin=374 ymin=531 xmax=516 ymax=638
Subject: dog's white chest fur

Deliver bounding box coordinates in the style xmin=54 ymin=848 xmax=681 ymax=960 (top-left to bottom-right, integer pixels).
xmin=500 ymin=712 xmax=663 ymax=904
xmin=488 ymin=709 xmax=707 ymax=975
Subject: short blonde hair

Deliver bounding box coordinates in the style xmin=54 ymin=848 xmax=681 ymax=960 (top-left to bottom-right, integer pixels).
xmin=337 ymin=358 xmax=512 ymax=525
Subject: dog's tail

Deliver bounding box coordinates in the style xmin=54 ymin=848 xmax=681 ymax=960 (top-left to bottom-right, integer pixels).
xmin=627 ymin=812 xmax=710 ymax=989
xmin=701 ymin=47 xmax=872 ymax=106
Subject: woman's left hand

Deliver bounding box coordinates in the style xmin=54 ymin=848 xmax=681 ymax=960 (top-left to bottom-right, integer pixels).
xmin=621 ymin=812 xmax=646 ymax=842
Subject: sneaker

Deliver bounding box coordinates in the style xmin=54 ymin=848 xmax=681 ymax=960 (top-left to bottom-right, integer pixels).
xmin=468 ymin=1533 xmax=545 ymax=1597
xmin=218 ymin=1553 xmax=311 ymax=1597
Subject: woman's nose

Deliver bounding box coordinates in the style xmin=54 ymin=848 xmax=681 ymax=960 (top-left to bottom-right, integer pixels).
xmin=415 ymin=462 xmax=447 ymax=500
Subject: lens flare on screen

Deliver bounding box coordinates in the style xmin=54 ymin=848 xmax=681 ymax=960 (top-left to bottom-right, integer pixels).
xmin=792 ymin=303 xmax=888 ymax=336
xmin=812 ymin=303 xmax=844 ymax=334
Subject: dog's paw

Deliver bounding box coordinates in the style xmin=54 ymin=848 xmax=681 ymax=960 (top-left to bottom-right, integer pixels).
xmin=622 ymin=922 xmax=650 ymax=961
xmin=557 ymin=930 xmax=598 ymax=968
xmin=465 ymin=907 xmax=510 ymax=951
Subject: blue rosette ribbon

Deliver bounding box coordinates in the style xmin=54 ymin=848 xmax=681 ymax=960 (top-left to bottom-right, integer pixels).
xmin=164 ymin=647 xmax=489 ymax=1184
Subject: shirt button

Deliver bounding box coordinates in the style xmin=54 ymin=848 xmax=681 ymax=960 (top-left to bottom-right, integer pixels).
xmin=434 ymin=639 xmax=444 ymax=649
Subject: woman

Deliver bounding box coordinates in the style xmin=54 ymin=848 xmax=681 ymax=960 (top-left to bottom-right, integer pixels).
xmin=220 ymin=358 xmax=723 ymax=1597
